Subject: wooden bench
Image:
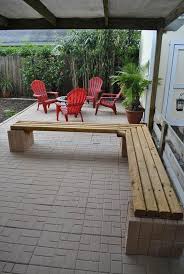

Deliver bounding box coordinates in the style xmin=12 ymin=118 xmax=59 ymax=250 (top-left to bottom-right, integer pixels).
xmin=8 ymin=121 xmax=183 ymax=220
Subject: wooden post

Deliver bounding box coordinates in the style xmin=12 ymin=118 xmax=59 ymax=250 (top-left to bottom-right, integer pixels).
xmin=158 ymin=121 xmax=168 ymax=156
xmin=121 ymin=135 xmax=127 ymax=157
xmin=148 ymin=28 xmax=163 ymax=131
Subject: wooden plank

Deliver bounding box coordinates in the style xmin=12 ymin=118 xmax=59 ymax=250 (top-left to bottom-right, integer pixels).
xmin=166 ymin=125 xmax=184 ymax=162
xmin=163 ymin=145 xmax=184 ymax=208
xmin=15 ymin=121 xmax=143 ymax=126
xmin=137 ymin=126 xmax=171 ymax=218
xmin=142 ymin=126 xmax=183 ymax=220
xmin=131 ymin=127 xmax=158 ymax=217
xmin=148 ymin=28 xmax=163 ymax=130
xmin=153 ymin=122 xmax=161 ymax=142
xmin=125 ymin=130 xmax=146 ymax=217
xmin=103 ymin=0 xmax=109 ymax=27
xmin=11 ymin=121 xmax=142 ymax=133
xmin=22 ymin=0 xmax=56 ymax=26
xmin=159 ymin=121 xmax=168 ymax=156
xmin=5 ymin=17 xmax=165 ymax=31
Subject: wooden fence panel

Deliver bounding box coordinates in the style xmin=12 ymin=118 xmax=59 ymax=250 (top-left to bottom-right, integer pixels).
xmin=0 ymin=55 xmax=25 ymax=97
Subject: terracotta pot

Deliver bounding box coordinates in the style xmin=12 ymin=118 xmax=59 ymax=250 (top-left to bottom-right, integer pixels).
xmin=126 ymin=109 xmax=144 ymax=124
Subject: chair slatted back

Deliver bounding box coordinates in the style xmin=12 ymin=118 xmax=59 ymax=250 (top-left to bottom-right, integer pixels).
xmin=88 ymin=77 xmax=103 ymax=97
xmin=67 ymin=88 xmax=87 ymax=114
xmin=31 ymin=80 xmax=48 ymax=101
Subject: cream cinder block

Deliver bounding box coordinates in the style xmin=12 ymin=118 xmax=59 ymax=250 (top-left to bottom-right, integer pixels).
xmin=151 ymin=219 xmax=165 ymax=240
xmin=8 ymin=130 xmax=34 ymax=152
xmin=162 ymin=220 xmax=177 ymax=241
xmin=139 ymin=218 xmax=153 ymax=239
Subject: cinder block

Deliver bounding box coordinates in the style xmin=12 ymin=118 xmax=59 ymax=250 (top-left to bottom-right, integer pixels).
xmin=8 ymin=130 xmax=34 ymax=152
xmin=137 ymin=238 xmax=150 ymax=255
xmin=175 ymin=223 xmax=184 ymax=241
xmin=151 ymin=219 xmax=165 ymax=240
xmin=159 ymin=241 xmax=173 ymax=257
xmin=148 ymin=240 xmax=161 ymax=257
xmin=162 ymin=220 xmax=177 ymax=241
xmin=139 ymin=218 xmax=153 ymax=240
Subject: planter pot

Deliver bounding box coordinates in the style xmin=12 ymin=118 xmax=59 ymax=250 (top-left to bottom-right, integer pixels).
xmin=126 ymin=109 xmax=144 ymax=124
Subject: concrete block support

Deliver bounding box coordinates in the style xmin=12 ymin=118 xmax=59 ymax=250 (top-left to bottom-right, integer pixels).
xmin=125 ymin=201 xmax=184 ymax=257
xmin=8 ymin=130 xmax=34 ymax=152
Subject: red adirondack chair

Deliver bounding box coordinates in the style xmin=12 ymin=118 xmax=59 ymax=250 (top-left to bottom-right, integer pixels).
xmin=86 ymin=77 xmax=103 ymax=108
xmin=95 ymin=91 xmax=121 ymax=115
xmin=56 ymin=88 xmax=87 ymax=122
xmin=31 ymin=80 xmax=59 ymax=113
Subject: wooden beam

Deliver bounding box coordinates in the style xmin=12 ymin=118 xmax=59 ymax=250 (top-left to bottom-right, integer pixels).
xmin=165 ymin=0 xmax=184 ymax=27
xmin=4 ymin=17 xmax=165 ymax=30
xmin=148 ymin=28 xmax=163 ymax=130
xmin=0 ymin=15 xmax=8 ymax=27
xmin=103 ymin=0 xmax=109 ymax=27
xmin=22 ymin=0 xmax=56 ymax=26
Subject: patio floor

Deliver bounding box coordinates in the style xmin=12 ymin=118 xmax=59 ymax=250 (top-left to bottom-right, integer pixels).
xmin=0 ymin=102 xmax=183 ymax=274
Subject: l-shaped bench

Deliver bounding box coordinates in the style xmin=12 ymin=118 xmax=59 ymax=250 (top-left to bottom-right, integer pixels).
xmin=8 ymin=121 xmax=184 ymax=256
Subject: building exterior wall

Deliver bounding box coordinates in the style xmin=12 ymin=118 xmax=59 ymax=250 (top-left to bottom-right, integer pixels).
xmin=140 ymin=25 xmax=184 ymax=125
xmin=157 ymin=25 xmax=184 ymax=120
xmin=139 ymin=30 xmax=156 ymax=123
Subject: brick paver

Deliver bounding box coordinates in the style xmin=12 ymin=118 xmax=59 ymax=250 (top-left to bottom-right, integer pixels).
xmin=0 ymin=102 xmax=184 ymax=273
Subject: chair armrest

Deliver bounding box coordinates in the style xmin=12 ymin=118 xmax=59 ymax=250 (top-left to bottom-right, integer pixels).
xmin=47 ymin=91 xmax=59 ymax=97
xmin=33 ymin=94 xmax=42 ymax=98
xmin=100 ymin=96 xmax=114 ymax=99
xmin=101 ymin=93 xmax=116 ymax=97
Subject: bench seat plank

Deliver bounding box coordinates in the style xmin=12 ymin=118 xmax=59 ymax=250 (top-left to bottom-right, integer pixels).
xmin=137 ymin=127 xmax=171 ymax=218
xmin=131 ymin=128 xmax=158 ymax=217
xmin=11 ymin=121 xmax=141 ymax=134
xmin=142 ymin=126 xmax=183 ymax=220
xmin=126 ymin=130 xmax=146 ymax=216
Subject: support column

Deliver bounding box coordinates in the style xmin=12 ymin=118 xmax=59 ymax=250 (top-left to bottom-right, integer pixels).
xmin=148 ymin=28 xmax=164 ymax=130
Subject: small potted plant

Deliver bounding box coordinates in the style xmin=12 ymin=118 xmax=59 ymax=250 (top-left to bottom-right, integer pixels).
xmin=111 ymin=63 xmax=151 ymax=124
xmin=0 ymin=77 xmax=13 ymax=98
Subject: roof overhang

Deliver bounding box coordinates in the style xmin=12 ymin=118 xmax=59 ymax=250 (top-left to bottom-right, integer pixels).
xmin=0 ymin=0 xmax=184 ymax=30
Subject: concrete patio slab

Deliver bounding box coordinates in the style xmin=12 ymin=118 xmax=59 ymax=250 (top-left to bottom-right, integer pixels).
xmin=0 ymin=102 xmax=183 ymax=273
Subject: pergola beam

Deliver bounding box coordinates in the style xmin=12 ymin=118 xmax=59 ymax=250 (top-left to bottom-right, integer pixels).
xmin=4 ymin=17 xmax=165 ymax=30
xmin=148 ymin=28 xmax=164 ymax=130
xmin=0 ymin=15 xmax=8 ymax=27
xmin=103 ymin=0 xmax=109 ymax=27
xmin=165 ymin=0 xmax=184 ymax=27
xmin=22 ymin=0 xmax=56 ymax=26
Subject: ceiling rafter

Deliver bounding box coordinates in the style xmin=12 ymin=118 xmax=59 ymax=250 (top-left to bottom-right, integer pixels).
xmin=103 ymin=0 xmax=109 ymax=27
xmin=22 ymin=0 xmax=56 ymax=26
xmin=5 ymin=17 xmax=165 ymax=30
xmin=0 ymin=15 xmax=8 ymax=27
xmin=165 ymin=0 xmax=184 ymax=27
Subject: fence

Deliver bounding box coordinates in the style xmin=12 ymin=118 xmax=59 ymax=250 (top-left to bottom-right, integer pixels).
xmin=0 ymin=55 xmax=25 ymax=97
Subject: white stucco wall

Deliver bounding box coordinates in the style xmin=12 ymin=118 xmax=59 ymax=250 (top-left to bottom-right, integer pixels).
xmin=157 ymin=25 xmax=184 ymax=114
xmin=140 ymin=25 xmax=184 ymax=125
xmin=139 ymin=30 xmax=156 ymax=122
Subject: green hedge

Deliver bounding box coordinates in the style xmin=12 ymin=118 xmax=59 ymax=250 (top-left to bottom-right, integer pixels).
xmin=0 ymin=30 xmax=141 ymax=96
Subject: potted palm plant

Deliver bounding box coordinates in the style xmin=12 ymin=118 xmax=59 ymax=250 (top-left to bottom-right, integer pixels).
xmin=0 ymin=77 xmax=13 ymax=98
xmin=111 ymin=63 xmax=151 ymax=124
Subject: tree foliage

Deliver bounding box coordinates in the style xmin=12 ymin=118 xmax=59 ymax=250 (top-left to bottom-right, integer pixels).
xmin=0 ymin=30 xmax=140 ymax=96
